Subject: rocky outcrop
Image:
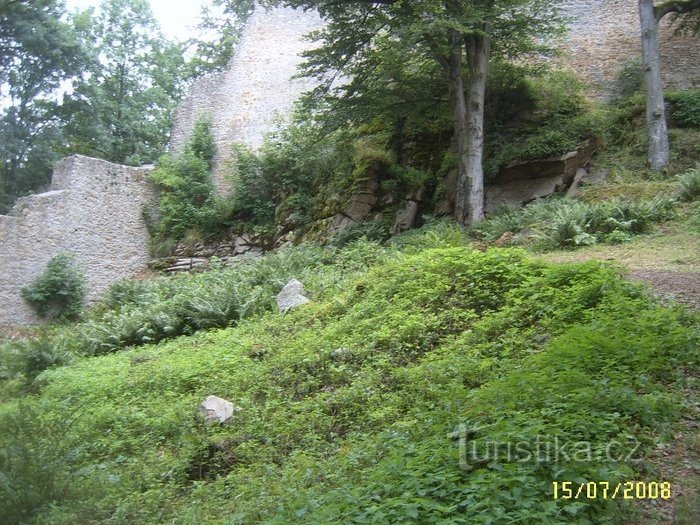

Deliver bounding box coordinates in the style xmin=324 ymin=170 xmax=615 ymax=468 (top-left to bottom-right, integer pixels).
xmin=435 ymin=142 xmax=598 ymax=216
xmin=484 ymin=141 xmax=597 ymax=212
xmin=332 ymin=176 xmax=381 ymax=232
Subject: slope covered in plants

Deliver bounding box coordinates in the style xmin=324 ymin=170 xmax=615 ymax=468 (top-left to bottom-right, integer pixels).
xmin=0 ymin=228 xmax=697 ymax=524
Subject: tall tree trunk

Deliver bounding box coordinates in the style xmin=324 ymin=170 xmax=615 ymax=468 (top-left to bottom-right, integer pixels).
xmin=461 ymin=27 xmax=490 ymax=225
xmin=445 ymin=31 xmax=472 ymax=226
xmin=639 ymin=0 xmax=670 ymax=171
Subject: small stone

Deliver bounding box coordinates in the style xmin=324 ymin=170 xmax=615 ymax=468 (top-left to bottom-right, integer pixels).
xmin=276 ymin=278 xmax=311 ymax=314
xmin=198 ymin=395 xmax=237 ymax=424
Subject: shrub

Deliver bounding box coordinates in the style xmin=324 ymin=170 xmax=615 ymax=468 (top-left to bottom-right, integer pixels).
xmin=20 ymin=253 xmax=86 ymax=321
xmin=678 ymin=164 xmax=700 ymax=201
xmin=667 ymin=89 xmax=700 ymax=129
xmin=188 ymin=114 xmax=216 ymax=169
xmin=229 ymin=143 xmax=277 ymax=227
xmin=614 ymin=58 xmax=643 ymax=101
xmin=149 ymin=116 xmax=231 ymax=243
xmin=149 ymin=151 xmax=217 ymax=240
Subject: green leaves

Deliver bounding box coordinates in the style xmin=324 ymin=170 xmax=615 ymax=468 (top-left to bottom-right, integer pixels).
xmin=61 ymin=0 xmax=186 ymax=166
xmin=0 ymin=0 xmax=84 ymax=211
xmin=1 ymin=232 xmax=697 ymax=523
xmin=20 ymin=253 xmax=86 ymax=321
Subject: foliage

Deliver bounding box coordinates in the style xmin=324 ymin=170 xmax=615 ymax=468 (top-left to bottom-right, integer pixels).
xmin=475 ymin=195 xmax=676 ymax=248
xmin=330 ymin=219 xmax=391 ymax=247
xmin=593 ymin=91 xmax=700 ymax=179
xmin=0 ymin=0 xmax=84 ymax=212
xmin=0 ymin=237 xmax=696 ymax=524
xmin=188 ymin=114 xmax=217 ymax=169
xmin=20 ymin=253 xmax=86 ymax=321
xmin=613 ymin=58 xmax=643 ymax=101
xmin=60 ymin=0 xmax=185 ymax=165
xmin=149 ymin=116 xmax=230 ymax=242
xmin=484 ymin=71 xmax=601 ymax=178
xmin=229 ymin=121 xmax=357 ymax=231
xmin=1 ymin=239 xmax=387 ymax=383
xmin=678 ymin=164 xmax=700 ymax=201
xmin=229 ymin=143 xmax=278 ymax=228
xmin=185 ymin=0 xmax=255 ymax=78
xmin=667 ymin=88 xmax=700 ymax=129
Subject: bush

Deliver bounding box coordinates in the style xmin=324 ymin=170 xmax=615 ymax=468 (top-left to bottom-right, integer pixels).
xmin=678 ymin=164 xmax=700 ymax=201
xmin=0 ymin=240 xmax=697 ymax=524
xmin=667 ymin=89 xmax=700 ymax=129
xmin=20 ymin=253 xmax=86 ymax=321
xmin=188 ymin=114 xmax=216 ymax=169
xmin=149 ymin=116 xmax=231 ymax=243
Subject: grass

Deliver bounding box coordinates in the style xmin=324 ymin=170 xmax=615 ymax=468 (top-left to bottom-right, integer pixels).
xmin=541 ymin=216 xmax=700 ymax=273
xmin=0 ymin=235 xmax=697 ymax=524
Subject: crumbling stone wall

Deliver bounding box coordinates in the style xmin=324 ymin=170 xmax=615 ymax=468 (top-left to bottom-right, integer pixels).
xmin=0 ymin=155 xmax=156 ymax=326
xmin=171 ymin=1 xmax=700 ymax=184
xmin=170 ymin=3 xmax=325 ymax=193
xmin=556 ymin=0 xmax=699 ymax=98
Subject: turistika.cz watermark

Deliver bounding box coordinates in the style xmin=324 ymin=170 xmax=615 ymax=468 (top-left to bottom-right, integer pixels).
xmin=451 ymin=423 xmax=641 ymax=472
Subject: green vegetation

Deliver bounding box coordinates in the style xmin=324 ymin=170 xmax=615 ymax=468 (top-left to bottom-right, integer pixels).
xmin=667 ymin=88 xmax=700 ymax=129
xmin=678 ymin=164 xmax=700 ymax=202
xmin=475 ymin=195 xmax=677 ymax=248
xmin=0 ymin=229 xmax=697 ymax=524
xmin=149 ymin=116 xmax=234 ymax=246
xmin=2 ymin=3 xmax=700 ymax=524
xmin=20 ymin=253 xmax=86 ymax=322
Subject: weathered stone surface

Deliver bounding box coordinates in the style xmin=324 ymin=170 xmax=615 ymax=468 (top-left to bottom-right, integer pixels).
xmin=391 ymin=200 xmax=420 ymax=235
xmin=169 ymin=4 xmax=326 ymax=193
xmin=484 ymin=142 xmax=597 ymax=213
xmin=0 ymin=155 xmax=157 ymax=326
xmin=332 ymin=213 xmax=357 ymax=233
xmin=164 ymin=258 xmax=209 ymax=273
xmin=554 ymin=1 xmax=699 ymax=99
xmin=566 ymin=168 xmax=590 ymax=197
xmin=277 ymin=278 xmax=311 ymax=314
xmin=198 ymin=395 xmax=237 ymax=424
xmin=434 ymin=168 xmax=459 ymax=217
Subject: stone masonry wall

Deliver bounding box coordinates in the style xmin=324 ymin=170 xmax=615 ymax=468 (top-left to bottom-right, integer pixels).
xmin=171 ymin=1 xmax=700 ymax=180
xmin=556 ymin=0 xmax=700 ymax=98
xmin=170 ymin=2 xmax=325 ymax=193
xmin=0 ymin=156 xmax=156 ymax=326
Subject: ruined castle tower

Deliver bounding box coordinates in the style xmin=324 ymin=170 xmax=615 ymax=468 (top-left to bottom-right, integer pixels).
xmin=169 ymin=3 xmax=325 ymax=193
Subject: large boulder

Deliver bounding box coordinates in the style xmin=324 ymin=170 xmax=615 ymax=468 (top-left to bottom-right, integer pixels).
xmin=276 ymin=278 xmax=311 ymax=314
xmin=332 ymin=175 xmax=381 ymax=232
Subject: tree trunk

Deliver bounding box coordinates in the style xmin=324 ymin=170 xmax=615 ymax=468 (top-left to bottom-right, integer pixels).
xmin=461 ymin=28 xmax=489 ymax=225
xmin=445 ymin=32 xmax=471 ymax=226
xmin=639 ymin=0 xmax=670 ymax=171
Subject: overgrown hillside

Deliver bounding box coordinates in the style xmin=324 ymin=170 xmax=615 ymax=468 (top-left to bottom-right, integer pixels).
xmin=1 ymin=223 xmax=697 ymax=524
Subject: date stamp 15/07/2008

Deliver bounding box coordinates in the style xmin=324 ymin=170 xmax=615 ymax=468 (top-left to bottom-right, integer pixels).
xmin=552 ymin=481 xmax=672 ymax=500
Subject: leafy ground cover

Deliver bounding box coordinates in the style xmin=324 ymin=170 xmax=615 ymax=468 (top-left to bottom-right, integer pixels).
xmin=0 ymin=229 xmax=697 ymax=524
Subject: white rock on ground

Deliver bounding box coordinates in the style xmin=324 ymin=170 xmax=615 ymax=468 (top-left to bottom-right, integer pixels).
xmin=198 ymin=395 xmax=237 ymax=424
xmin=276 ymin=278 xmax=311 ymax=314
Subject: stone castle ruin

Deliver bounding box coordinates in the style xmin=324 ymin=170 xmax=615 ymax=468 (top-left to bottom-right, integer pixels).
xmin=1 ymin=1 xmax=698 ymax=326
xmin=169 ymin=4 xmax=325 ymax=192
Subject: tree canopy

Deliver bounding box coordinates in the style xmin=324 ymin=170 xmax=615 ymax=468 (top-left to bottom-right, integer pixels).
xmin=0 ymin=0 xmax=84 ymax=212
xmin=267 ymin=0 xmax=564 ymax=224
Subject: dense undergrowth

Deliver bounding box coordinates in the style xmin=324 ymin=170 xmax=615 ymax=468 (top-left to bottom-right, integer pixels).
xmin=0 ymin=224 xmax=697 ymax=524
